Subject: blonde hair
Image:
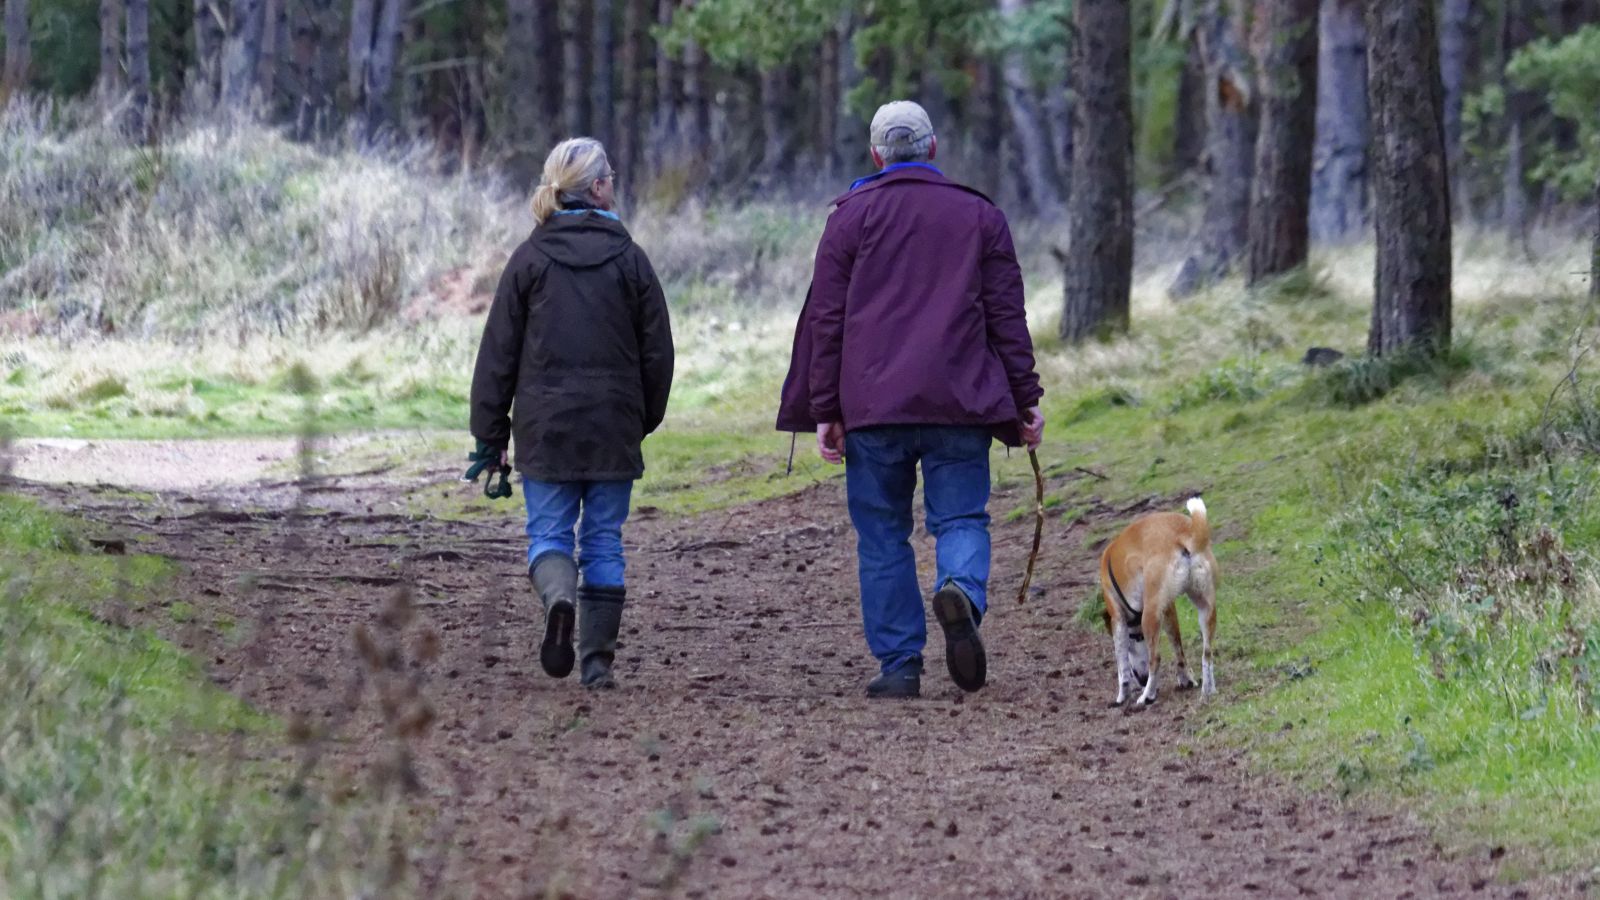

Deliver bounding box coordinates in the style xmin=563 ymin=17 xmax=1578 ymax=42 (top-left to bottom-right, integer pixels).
xmin=531 ymin=137 xmax=612 ymax=226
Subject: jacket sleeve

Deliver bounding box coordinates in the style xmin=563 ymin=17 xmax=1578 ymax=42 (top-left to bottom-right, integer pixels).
xmin=806 ymin=205 xmax=861 ymax=425
xmin=469 ymin=249 xmax=534 ymax=447
xmin=631 ymin=248 xmax=675 ymax=435
xmin=980 ymin=209 xmax=1044 ymax=413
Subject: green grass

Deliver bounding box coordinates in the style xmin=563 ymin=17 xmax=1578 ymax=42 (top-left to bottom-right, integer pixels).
xmin=0 ymin=495 xmax=422 ymax=897
xmin=1017 ymin=298 xmax=1600 ymax=875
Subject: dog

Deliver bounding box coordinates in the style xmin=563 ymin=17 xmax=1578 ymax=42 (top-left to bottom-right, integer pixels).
xmin=1097 ymin=497 xmax=1217 ymax=708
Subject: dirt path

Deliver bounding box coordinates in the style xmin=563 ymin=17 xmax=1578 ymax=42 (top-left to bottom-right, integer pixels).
xmin=14 ymin=464 xmax=1581 ymax=899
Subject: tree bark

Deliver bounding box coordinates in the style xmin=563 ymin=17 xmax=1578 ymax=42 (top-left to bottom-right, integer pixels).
xmin=1247 ymin=0 xmax=1320 ymax=283
xmin=98 ymin=0 xmax=125 ymax=100
xmin=835 ymin=14 xmax=867 ymax=172
xmin=592 ymin=0 xmax=614 ymax=145
xmin=1173 ymin=21 xmax=1206 ymax=176
xmin=1310 ymin=0 xmax=1368 ymax=242
xmin=561 ymin=0 xmax=590 ymax=136
xmin=999 ymin=0 xmax=1064 ymax=217
xmin=258 ymin=0 xmax=285 ymax=107
xmin=505 ymin=0 xmax=547 ymax=176
xmin=682 ymin=28 xmax=709 ymax=159
xmin=3 ymin=0 xmax=30 ymax=95
xmin=366 ymin=0 xmax=405 ymax=137
xmin=652 ymin=0 xmax=676 ymax=167
xmin=1438 ymin=0 xmax=1472 ymax=216
xmin=191 ymin=0 xmax=224 ymax=108
xmin=818 ymin=26 xmax=839 ymax=176
xmin=1500 ymin=0 xmax=1535 ymax=248
xmin=617 ymin=0 xmax=644 ymax=201
xmin=292 ymin=0 xmax=337 ymax=140
xmin=760 ymin=68 xmax=790 ymax=177
xmin=349 ymin=0 xmax=375 ymax=100
xmin=1061 ymin=0 xmax=1133 ymax=343
xmin=1592 ymin=168 xmax=1599 ymax=298
xmin=1171 ymin=0 xmax=1255 ymax=297
xmin=1366 ymin=0 xmax=1452 ymax=356
xmin=127 ymin=0 xmax=151 ymax=138
xmin=221 ymin=0 xmax=267 ymax=110
xmin=350 ymin=0 xmax=405 ymax=140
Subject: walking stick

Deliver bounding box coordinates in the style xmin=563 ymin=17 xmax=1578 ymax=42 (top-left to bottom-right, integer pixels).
xmin=1017 ymin=449 xmax=1045 ymax=605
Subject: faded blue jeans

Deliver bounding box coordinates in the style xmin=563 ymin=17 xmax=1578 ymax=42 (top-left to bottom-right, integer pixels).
xmin=523 ymin=478 xmax=634 ymax=588
xmin=843 ymin=426 xmax=992 ymax=675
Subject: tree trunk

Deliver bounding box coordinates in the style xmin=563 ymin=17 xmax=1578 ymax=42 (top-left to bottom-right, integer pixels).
xmin=1310 ymin=0 xmax=1369 ymax=242
xmin=682 ymin=29 xmax=708 ymax=161
xmin=1247 ymin=0 xmax=1320 ymax=284
xmin=561 ymin=0 xmax=590 ymax=136
xmin=760 ymin=68 xmax=790 ymax=177
xmin=1061 ymin=0 xmax=1133 ymax=343
xmin=192 ymin=0 xmax=224 ymax=108
xmin=617 ymin=0 xmax=645 ymax=203
xmin=818 ymin=26 xmax=839 ymax=177
xmin=1500 ymin=0 xmax=1534 ymax=248
xmin=366 ymin=0 xmax=405 ymax=138
xmin=1173 ymin=22 xmax=1206 ymax=176
xmin=3 ymin=0 xmax=30 ymax=95
xmin=1170 ymin=0 xmax=1255 ymax=297
xmin=1592 ymin=169 xmax=1599 ymax=298
xmin=292 ymin=0 xmax=336 ymax=140
xmin=999 ymin=0 xmax=1064 ymax=217
xmin=258 ymin=0 xmax=285 ymax=108
xmin=1366 ymin=0 xmax=1452 ymax=356
xmin=99 ymin=0 xmax=125 ymax=100
xmin=1438 ymin=0 xmax=1471 ymax=215
xmin=592 ymin=0 xmax=614 ymax=145
xmin=126 ymin=0 xmax=151 ymax=138
xmin=349 ymin=0 xmax=375 ymax=101
xmin=652 ymin=0 xmax=676 ymax=169
xmin=505 ymin=0 xmax=547 ymax=176
xmin=351 ymin=0 xmax=404 ymax=141
xmin=221 ymin=0 xmax=267 ymax=110
xmin=835 ymin=14 xmax=867 ymax=172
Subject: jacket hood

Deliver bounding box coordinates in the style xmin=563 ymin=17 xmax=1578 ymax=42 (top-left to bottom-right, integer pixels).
xmin=530 ymin=211 xmax=634 ymax=268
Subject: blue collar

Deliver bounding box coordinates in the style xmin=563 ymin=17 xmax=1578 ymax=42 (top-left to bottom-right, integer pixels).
xmin=848 ymin=162 xmax=943 ymax=192
xmin=554 ymin=208 xmax=620 ymax=221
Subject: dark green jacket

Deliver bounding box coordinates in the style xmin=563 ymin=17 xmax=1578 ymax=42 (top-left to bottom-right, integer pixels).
xmin=470 ymin=211 xmax=674 ymax=482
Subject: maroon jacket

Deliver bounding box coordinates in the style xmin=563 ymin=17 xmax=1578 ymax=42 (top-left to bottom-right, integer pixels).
xmin=776 ymin=166 xmax=1043 ymax=447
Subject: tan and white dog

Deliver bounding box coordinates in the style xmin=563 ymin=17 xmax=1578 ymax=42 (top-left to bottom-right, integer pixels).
xmin=1097 ymin=497 xmax=1217 ymax=708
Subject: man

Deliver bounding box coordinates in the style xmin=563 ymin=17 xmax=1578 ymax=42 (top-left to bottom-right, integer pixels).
xmin=777 ymin=100 xmax=1045 ymax=699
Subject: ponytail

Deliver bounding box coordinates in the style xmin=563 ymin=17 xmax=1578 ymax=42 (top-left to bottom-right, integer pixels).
xmin=529 ymin=137 xmax=612 ymax=226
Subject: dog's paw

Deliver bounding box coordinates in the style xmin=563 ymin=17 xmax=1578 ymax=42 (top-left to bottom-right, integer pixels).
xmin=1133 ymin=695 xmax=1157 ymax=710
xmin=1176 ymin=675 xmax=1196 ymax=691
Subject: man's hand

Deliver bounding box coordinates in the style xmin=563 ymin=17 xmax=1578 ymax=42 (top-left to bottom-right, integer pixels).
xmin=817 ymin=422 xmax=846 ymax=465
xmin=1020 ymin=406 xmax=1045 ymax=450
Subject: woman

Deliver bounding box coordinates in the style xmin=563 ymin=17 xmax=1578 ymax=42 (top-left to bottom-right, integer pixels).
xmin=467 ymin=137 xmax=674 ymax=689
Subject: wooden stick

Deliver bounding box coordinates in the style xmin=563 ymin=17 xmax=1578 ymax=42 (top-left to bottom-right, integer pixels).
xmin=1017 ymin=449 xmax=1045 ymax=605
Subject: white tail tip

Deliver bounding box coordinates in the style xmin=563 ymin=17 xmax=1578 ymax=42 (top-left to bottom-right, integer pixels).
xmin=1186 ymin=496 xmax=1207 ymax=517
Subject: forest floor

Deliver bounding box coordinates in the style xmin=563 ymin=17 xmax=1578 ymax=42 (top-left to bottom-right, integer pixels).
xmin=10 ymin=438 xmax=1585 ymax=899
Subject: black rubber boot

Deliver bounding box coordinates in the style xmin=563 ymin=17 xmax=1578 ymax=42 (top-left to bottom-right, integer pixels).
xmin=577 ymin=584 xmax=626 ymax=689
xmin=529 ymin=553 xmax=578 ymax=678
xmin=932 ymin=582 xmax=987 ymax=692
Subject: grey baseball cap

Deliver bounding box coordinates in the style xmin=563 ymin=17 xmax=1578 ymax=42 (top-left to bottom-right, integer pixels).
xmin=870 ymin=100 xmax=934 ymax=147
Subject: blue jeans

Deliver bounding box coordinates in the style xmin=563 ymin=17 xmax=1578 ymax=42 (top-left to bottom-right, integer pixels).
xmin=523 ymin=478 xmax=634 ymax=588
xmin=843 ymin=426 xmax=992 ymax=675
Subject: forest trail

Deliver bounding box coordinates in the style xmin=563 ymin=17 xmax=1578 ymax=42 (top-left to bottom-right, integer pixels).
xmin=9 ymin=443 xmax=1577 ymax=899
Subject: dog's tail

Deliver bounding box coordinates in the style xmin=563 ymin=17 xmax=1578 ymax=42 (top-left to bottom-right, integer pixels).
xmin=1185 ymin=496 xmax=1211 ymax=554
